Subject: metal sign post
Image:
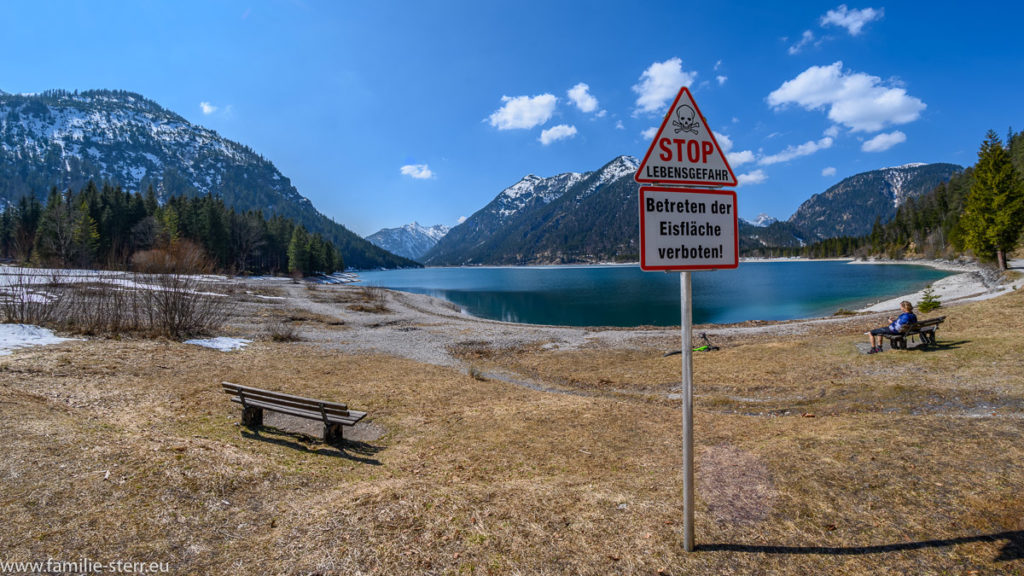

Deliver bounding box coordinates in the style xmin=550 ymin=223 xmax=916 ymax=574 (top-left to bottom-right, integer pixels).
xmin=680 ymin=271 xmax=695 ymax=552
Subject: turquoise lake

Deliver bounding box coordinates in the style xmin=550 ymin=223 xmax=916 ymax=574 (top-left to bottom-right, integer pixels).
xmin=358 ymin=261 xmax=953 ymax=327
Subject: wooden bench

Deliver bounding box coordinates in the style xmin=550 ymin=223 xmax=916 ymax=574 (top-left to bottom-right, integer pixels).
xmin=881 ymin=316 xmax=946 ymax=350
xmin=221 ymin=382 xmax=366 ymax=443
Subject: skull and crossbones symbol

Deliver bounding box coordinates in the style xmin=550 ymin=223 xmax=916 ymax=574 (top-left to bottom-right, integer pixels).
xmin=672 ymin=104 xmax=700 ymax=135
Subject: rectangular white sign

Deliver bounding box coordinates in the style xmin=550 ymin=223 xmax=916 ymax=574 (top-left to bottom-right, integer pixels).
xmin=639 ymin=187 xmax=739 ymax=271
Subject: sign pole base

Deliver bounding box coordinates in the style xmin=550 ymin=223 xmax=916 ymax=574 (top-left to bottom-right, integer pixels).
xmin=680 ymin=271 xmax=695 ymax=552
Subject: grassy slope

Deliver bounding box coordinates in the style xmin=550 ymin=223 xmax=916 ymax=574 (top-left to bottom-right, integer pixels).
xmin=1 ymin=289 xmax=1022 ymax=575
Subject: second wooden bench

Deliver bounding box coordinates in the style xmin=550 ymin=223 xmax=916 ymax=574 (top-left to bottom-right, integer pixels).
xmin=881 ymin=316 xmax=946 ymax=350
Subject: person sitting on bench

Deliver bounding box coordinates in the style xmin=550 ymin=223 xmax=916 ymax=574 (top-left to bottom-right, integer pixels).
xmin=867 ymin=300 xmax=917 ymax=354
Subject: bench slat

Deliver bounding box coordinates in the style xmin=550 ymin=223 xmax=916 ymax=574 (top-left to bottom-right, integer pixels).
xmin=229 ymin=397 xmax=366 ymax=426
xmin=228 ymin=390 xmax=351 ymax=417
xmin=222 ymin=382 xmax=349 ymax=413
xmin=895 ymin=316 xmax=946 ymax=334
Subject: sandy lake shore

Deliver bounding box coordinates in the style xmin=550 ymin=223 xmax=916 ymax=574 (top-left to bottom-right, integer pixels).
xmin=851 ymin=257 xmax=1021 ymax=312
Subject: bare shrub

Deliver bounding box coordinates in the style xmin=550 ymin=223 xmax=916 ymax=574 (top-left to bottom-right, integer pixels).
xmin=0 ymin=270 xmax=68 ymax=326
xmin=348 ymin=285 xmax=390 ymax=314
xmin=128 ymin=242 xmax=233 ymax=338
xmin=131 ymin=240 xmax=212 ymax=275
xmin=141 ymin=273 xmax=235 ymax=339
xmin=2 ymin=267 xmax=234 ymax=340
xmin=57 ymin=282 xmax=132 ymax=335
xmin=262 ymin=321 xmax=302 ymax=342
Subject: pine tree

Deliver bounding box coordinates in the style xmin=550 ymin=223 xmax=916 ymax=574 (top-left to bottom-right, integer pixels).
xmin=72 ymin=198 xmax=100 ymax=266
xmin=34 ymin=187 xmax=77 ymax=265
xmin=287 ymin=226 xmax=310 ymax=276
xmin=960 ymin=130 xmax=1024 ymax=270
xmin=917 ymin=285 xmax=941 ymax=313
xmin=0 ymin=209 xmax=13 ymax=259
xmin=13 ymin=195 xmax=43 ymax=262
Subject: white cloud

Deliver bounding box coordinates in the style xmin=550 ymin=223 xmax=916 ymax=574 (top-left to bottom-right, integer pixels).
xmin=759 ymin=137 xmax=834 ymax=165
xmin=200 ymin=102 xmax=218 ymax=115
xmin=768 ymin=61 xmax=926 ymax=132
xmin=539 ymin=124 xmax=578 ymax=145
xmin=728 ymin=150 xmax=757 ymax=167
xmin=488 ymin=94 xmax=557 ymax=130
xmin=400 ymin=164 xmax=434 ymax=179
xmin=714 ymin=60 xmax=723 ymax=71
xmin=714 ymin=133 xmax=755 ymax=167
xmin=716 ymin=75 xmax=728 ymax=86
xmin=861 ymin=130 xmax=906 ymax=152
xmin=822 ymin=166 xmax=837 ymax=177
xmin=457 ymin=216 xmax=467 ymax=224
xmin=567 ymin=83 xmax=599 ymax=113
xmin=641 ymin=126 xmax=659 ymax=140
xmin=615 ymin=120 xmax=625 ymax=130
xmin=738 ymin=170 xmax=768 ymax=186
xmin=632 ymin=57 xmax=697 ymax=115
xmin=717 ymin=133 xmax=733 ymax=152
xmin=821 ymin=5 xmax=884 ymax=36
xmin=788 ymin=30 xmax=817 ymax=55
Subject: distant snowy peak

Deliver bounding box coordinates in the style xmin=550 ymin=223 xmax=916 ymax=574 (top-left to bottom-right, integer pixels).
xmin=881 ymin=163 xmax=931 ymax=208
xmin=493 ymin=156 xmax=639 ymax=216
xmin=494 ymin=171 xmax=584 ymax=221
xmin=886 ymin=162 xmax=927 ymax=170
xmin=574 ymin=155 xmax=639 ymax=202
xmin=365 ymin=222 xmax=450 ymax=262
xmin=743 ymin=214 xmax=778 ymax=227
xmin=404 ymin=221 xmax=450 ymax=242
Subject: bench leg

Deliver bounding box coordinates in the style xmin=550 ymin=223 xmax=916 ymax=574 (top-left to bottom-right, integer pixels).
xmin=242 ymin=406 xmax=263 ymax=428
xmin=324 ymin=423 xmax=344 ymax=444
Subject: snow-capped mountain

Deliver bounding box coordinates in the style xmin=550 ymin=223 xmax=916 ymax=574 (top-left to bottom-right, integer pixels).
xmin=788 ymin=162 xmax=963 ymax=239
xmin=0 ymin=89 xmax=416 ymax=269
xmin=423 ymin=156 xmax=641 ymax=265
xmin=365 ymin=222 xmax=451 ymax=262
xmin=743 ymin=213 xmax=778 ymax=227
xmin=491 ymin=171 xmax=586 ymax=222
xmin=0 ymin=90 xmax=299 ymax=201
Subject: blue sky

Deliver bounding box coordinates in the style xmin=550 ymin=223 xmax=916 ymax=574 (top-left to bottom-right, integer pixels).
xmin=3 ymin=1 xmax=1022 ymax=236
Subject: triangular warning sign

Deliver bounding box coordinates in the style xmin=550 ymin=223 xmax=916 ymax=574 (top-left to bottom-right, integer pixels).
xmin=634 ymin=87 xmax=737 ymax=187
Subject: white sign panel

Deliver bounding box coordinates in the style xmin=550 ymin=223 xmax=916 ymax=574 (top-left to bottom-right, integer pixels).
xmin=639 ymin=186 xmax=739 ymax=271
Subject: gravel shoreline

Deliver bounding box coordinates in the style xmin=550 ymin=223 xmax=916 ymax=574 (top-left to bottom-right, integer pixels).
xmin=233 ymin=259 xmax=1018 ymax=373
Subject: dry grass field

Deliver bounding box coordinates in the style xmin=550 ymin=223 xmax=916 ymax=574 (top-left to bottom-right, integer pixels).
xmin=1 ymin=280 xmax=1022 ymax=575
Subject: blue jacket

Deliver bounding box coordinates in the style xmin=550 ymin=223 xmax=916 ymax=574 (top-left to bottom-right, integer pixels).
xmin=889 ymin=312 xmax=917 ymax=332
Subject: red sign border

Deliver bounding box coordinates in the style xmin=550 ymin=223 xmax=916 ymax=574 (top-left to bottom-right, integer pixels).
xmin=633 ymin=87 xmax=738 ymax=187
xmin=639 ymin=186 xmax=739 ymax=272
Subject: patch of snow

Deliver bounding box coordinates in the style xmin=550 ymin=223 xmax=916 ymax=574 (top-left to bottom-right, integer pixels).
xmin=184 ymin=337 xmax=251 ymax=352
xmin=142 ymin=152 xmax=162 ymax=167
xmin=744 ymin=213 xmax=778 ymax=227
xmin=0 ymin=324 xmax=79 ymax=356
